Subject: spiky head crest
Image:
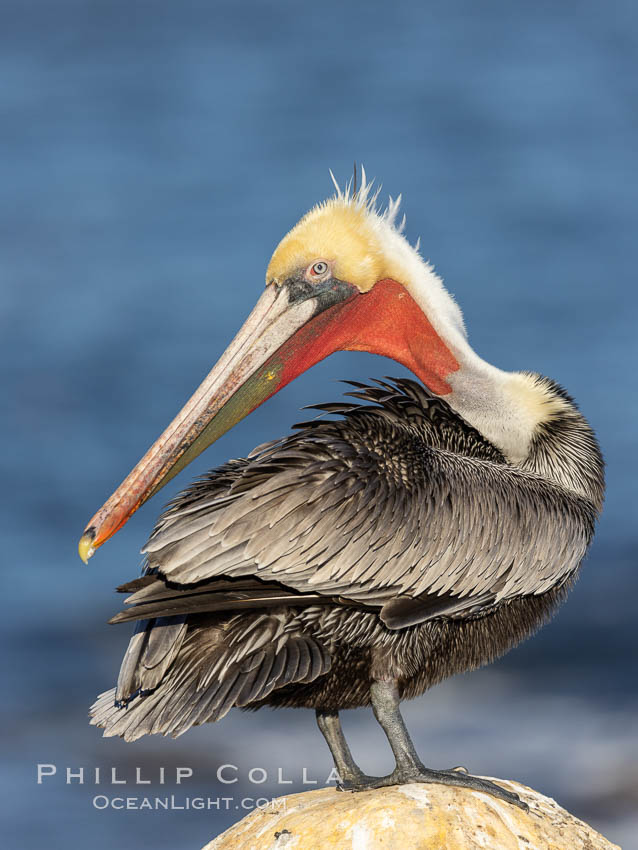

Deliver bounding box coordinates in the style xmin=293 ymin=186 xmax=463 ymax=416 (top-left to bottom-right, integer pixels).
xmin=266 ymin=167 xmax=415 ymax=293
xmin=267 ymin=168 xmax=467 ymax=346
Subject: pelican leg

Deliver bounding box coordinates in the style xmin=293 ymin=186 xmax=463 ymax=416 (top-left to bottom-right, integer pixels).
xmin=315 ymin=709 xmax=365 ymax=786
xmin=340 ymin=680 xmax=527 ymax=810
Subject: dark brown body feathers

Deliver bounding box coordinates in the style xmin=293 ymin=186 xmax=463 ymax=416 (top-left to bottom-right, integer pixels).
xmin=91 ymin=377 xmax=603 ymax=741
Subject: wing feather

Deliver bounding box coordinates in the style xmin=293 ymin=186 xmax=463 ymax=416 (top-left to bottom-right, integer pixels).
xmin=133 ymin=379 xmax=597 ymax=630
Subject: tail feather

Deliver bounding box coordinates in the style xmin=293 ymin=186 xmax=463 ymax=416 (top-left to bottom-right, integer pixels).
xmin=115 ymin=616 xmax=187 ymax=703
xmin=90 ymin=612 xmax=331 ymax=741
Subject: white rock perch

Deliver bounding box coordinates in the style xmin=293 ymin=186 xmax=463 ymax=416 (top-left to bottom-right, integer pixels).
xmin=203 ymin=780 xmax=620 ymax=850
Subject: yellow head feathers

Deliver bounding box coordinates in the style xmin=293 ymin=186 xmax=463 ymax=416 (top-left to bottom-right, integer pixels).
xmin=266 ymin=170 xmax=411 ymax=293
xmin=266 ymin=198 xmax=384 ymax=292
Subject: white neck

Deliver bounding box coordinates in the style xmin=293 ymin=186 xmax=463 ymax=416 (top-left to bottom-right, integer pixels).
xmin=444 ymin=340 xmax=540 ymax=465
xmin=378 ymin=224 xmax=549 ymax=464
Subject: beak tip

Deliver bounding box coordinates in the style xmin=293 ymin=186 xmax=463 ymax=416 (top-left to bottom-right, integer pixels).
xmin=78 ymin=529 xmax=96 ymax=564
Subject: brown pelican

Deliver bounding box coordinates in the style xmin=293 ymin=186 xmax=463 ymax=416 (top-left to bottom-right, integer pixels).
xmin=81 ymin=172 xmax=604 ymax=809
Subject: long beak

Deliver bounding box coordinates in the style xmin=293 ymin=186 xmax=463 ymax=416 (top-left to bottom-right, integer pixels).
xmin=78 ymin=278 xmax=359 ymax=562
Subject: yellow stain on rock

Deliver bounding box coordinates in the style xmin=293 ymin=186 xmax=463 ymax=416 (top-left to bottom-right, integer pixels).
xmin=203 ymin=780 xmax=620 ymax=850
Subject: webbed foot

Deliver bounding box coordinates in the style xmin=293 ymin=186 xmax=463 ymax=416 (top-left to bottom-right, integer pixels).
xmin=338 ymin=766 xmax=527 ymax=811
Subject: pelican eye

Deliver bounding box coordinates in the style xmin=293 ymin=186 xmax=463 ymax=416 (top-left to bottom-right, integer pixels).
xmin=307 ymin=260 xmax=329 ymax=279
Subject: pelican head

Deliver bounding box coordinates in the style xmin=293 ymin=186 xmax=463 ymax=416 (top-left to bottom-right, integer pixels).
xmin=79 ymin=170 xmax=464 ymax=561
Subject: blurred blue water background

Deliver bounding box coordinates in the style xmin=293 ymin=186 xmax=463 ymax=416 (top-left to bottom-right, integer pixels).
xmin=2 ymin=0 xmax=637 ymax=847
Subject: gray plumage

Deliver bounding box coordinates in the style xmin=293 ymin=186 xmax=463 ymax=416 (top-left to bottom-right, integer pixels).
xmin=91 ymin=375 xmax=603 ymax=743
